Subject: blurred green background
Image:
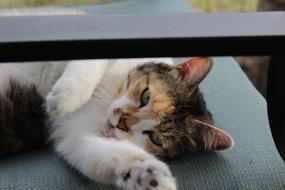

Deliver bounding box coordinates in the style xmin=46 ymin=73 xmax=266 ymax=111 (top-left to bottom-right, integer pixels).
xmin=0 ymin=0 xmax=113 ymax=8
xmin=0 ymin=0 xmax=258 ymax=12
xmin=190 ymin=0 xmax=257 ymax=12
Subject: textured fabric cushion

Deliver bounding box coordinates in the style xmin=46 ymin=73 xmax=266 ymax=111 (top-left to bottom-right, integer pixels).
xmin=1 ymin=58 xmax=284 ymax=189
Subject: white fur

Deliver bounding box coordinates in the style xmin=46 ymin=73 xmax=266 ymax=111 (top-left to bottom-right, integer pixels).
xmin=46 ymin=60 xmax=109 ymax=117
xmin=0 ymin=58 xmax=176 ymax=190
xmin=112 ymin=92 xmax=138 ymax=110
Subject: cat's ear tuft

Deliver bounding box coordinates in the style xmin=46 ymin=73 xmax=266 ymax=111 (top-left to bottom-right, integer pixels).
xmin=201 ymin=125 xmax=234 ymax=151
xmin=176 ymin=57 xmax=213 ymax=85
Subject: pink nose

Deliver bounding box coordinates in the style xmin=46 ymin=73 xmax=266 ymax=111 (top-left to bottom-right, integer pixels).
xmin=116 ymin=117 xmax=128 ymax=131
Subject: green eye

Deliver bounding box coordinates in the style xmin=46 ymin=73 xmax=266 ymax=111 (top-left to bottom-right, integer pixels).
xmin=140 ymin=88 xmax=150 ymax=107
xmin=143 ymin=131 xmax=162 ymax=146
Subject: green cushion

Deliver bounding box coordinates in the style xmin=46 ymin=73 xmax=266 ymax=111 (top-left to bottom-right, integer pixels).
xmin=1 ymin=58 xmax=284 ymax=189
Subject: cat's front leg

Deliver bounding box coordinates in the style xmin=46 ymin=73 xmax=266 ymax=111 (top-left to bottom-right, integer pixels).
xmin=46 ymin=60 xmax=108 ymax=116
xmin=54 ymin=134 xmax=176 ymax=190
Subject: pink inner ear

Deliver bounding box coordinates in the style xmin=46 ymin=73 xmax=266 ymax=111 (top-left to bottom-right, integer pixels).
xmin=207 ymin=127 xmax=234 ymax=151
xmin=178 ymin=57 xmax=210 ymax=80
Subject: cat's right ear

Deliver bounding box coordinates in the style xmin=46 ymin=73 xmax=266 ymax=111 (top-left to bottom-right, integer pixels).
xmin=173 ymin=57 xmax=213 ymax=86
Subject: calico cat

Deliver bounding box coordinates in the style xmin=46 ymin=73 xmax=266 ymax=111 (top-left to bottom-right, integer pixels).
xmin=0 ymin=57 xmax=234 ymax=190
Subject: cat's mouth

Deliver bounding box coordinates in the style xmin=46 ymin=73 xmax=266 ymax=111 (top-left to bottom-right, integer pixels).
xmin=102 ymin=120 xmax=115 ymax=138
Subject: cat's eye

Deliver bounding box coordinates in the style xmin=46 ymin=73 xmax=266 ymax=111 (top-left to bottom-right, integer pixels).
xmin=143 ymin=131 xmax=162 ymax=146
xmin=140 ymin=88 xmax=150 ymax=107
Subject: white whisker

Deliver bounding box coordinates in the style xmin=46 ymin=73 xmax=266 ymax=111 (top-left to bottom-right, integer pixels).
xmin=192 ymin=119 xmax=215 ymax=128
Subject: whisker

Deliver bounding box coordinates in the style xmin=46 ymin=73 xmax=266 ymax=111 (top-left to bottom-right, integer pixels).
xmin=192 ymin=119 xmax=215 ymax=128
xmin=92 ymin=94 xmax=112 ymax=105
xmin=102 ymin=79 xmax=116 ymax=99
xmin=93 ymin=96 xmax=112 ymax=106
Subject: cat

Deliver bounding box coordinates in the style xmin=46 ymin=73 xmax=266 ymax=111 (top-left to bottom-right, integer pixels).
xmin=0 ymin=57 xmax=234 ymax=190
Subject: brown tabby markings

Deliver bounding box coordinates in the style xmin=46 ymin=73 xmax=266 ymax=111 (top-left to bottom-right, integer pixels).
xmin=0 ymin=79 xmax=48 ymax=156
xmin=128 ymin=75 xmax=148 ymax=102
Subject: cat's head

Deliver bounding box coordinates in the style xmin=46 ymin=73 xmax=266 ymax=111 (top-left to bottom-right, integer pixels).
xmin=103 ymin=57 xmax=234 ymax=160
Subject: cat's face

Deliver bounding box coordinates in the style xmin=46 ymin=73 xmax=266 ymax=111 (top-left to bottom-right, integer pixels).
xmin=103 ymin=58 xmax=234 ymax=160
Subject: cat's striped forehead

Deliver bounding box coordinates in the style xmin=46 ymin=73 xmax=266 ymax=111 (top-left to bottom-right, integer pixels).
xmin=123 ymin=63 xmax=180 ymax=117
xmin=128 ymin=63 xmax=198 ymax=114
xmin=126 ymin=62 xmax=173 ymax=87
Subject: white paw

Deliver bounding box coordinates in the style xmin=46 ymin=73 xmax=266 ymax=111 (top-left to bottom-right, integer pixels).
xmin=46 ymin=82 xmax=85 ymax=117
xmin=116 ymin=158 xmax=176 ymax=190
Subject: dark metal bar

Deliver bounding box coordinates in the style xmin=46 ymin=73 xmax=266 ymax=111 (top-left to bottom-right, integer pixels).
xmin=267 ymin=57 xmax=285 ymax=161
xmin=0 ymin=12 xmax=285 ymax=62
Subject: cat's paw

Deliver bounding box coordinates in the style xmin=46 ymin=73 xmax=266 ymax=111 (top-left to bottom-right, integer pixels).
xmin=116 ymin=158 xmax=176 ymax=190
xmin=46 ymin=82 xmax=85 ymax=117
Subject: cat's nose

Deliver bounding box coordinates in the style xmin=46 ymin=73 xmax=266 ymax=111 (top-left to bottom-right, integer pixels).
xmin=116 ymin=117 xmax=128 ymax=131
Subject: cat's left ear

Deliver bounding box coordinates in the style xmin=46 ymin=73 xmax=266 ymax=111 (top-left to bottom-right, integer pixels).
xmin=175 ymin=57 xmax=213 ymax=85
xmin=189 ymin=121 xmax=234 ymax=151
xmin=203 ymin=125 xmax=234 ymax=151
